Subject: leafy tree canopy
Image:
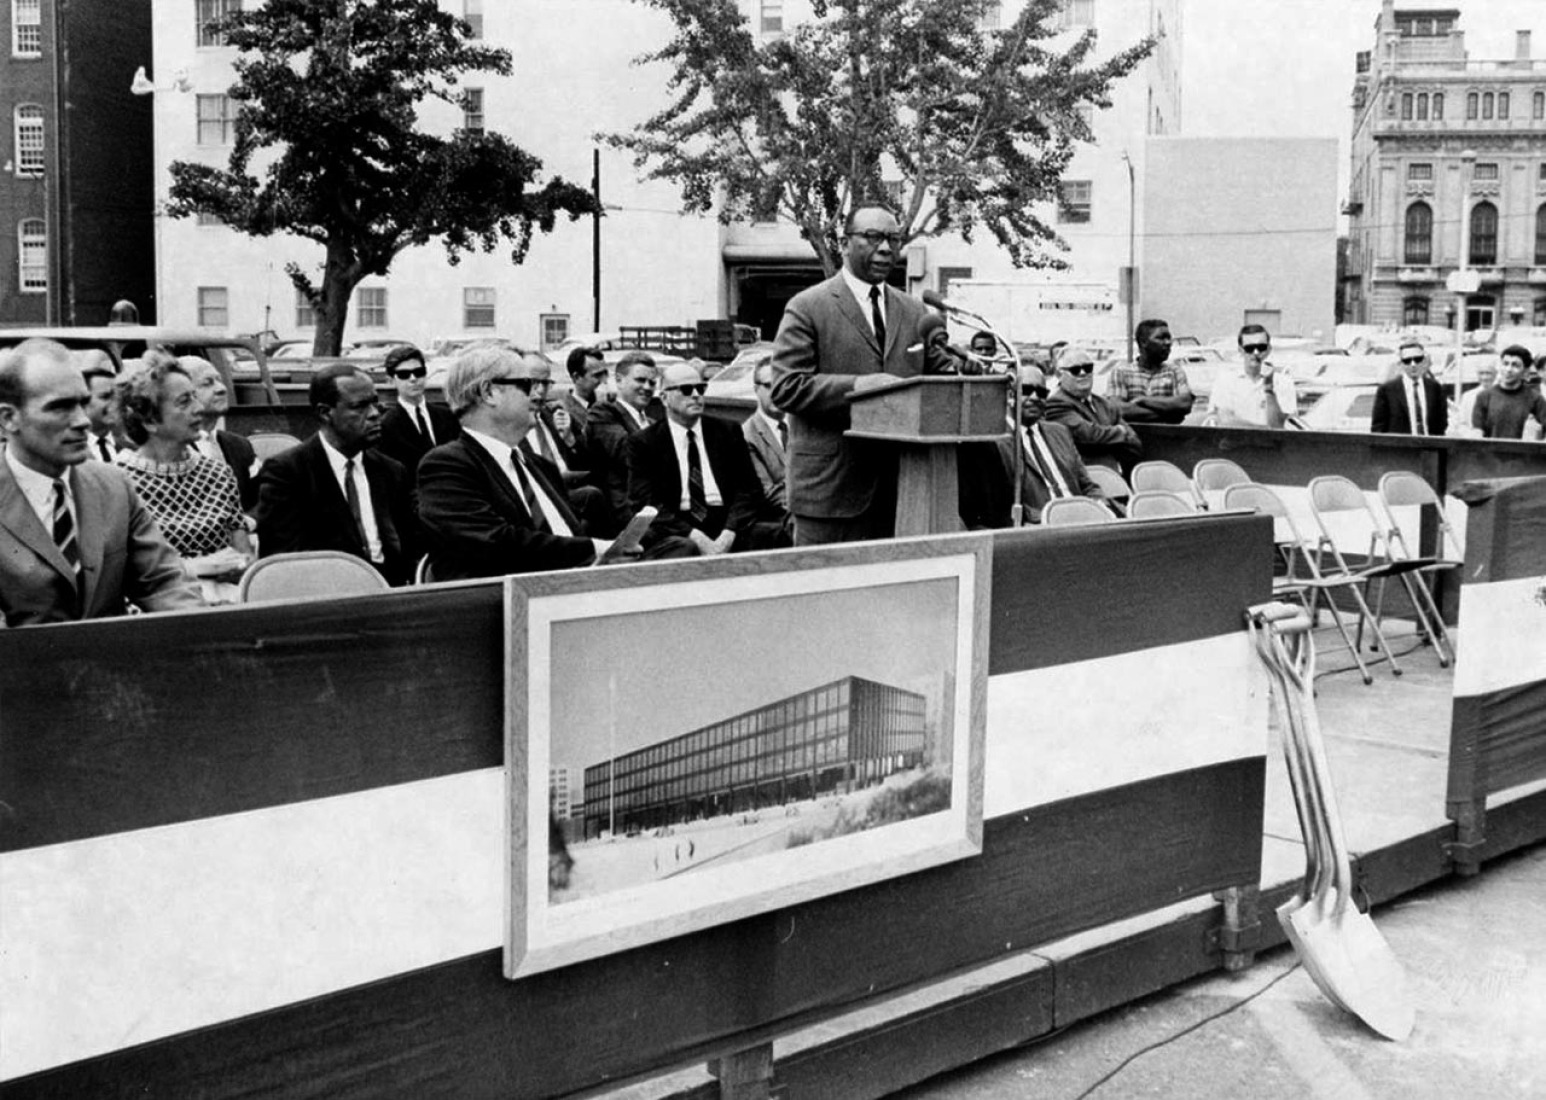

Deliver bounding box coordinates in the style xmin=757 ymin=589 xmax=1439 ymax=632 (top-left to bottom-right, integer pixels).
xmin=604 ymin=0 xmax=1153 ymax=275
xmin=167 ymin=0 xmax=596 ymax=354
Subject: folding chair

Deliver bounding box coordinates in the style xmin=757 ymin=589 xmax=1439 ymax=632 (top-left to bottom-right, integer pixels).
xmin=1042 ymin=497 xmax=1117 ymax=527
xmin=1127 ymin=490 xmax=1196 ymax=519
xmin=1306 ymin=475 xmax=1445 ymax=672
xmin=238 ymin=551 xmax=390 ymax=603
xmin=1192 ymin=458 xmax=1252 ymax=510
xmin=413 ymin=555 xmax=434 ymax=586
xmin=1376 ymin=471 xmax=1463 ymax=663
xmin=1129 ymin=460 xmax=1196 ymax=505
xmin=1224 ymin=482 xmax=1389 ymax=685
xmin=247 ymin=432 xmax=303 ymax=464
xmin=1084 ymin=464 xmax=1131 ymax=503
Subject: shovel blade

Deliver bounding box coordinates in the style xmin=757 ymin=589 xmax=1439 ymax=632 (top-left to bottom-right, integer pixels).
xmin=1284 ymin=899 xmax=1415 ymax=1040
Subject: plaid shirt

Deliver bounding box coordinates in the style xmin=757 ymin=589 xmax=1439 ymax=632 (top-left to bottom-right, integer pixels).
xmin=1105 ymin=362 xmax=1193 ymax=403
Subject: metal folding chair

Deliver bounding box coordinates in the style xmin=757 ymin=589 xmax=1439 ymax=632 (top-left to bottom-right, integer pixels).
xmin=1306 ymin=475 xmax=1444 ymax=672
xmin=238 ymin=551 xmax=390 ymax=603
xmin=1376 ymin=471 xmax=1462 ymax=664
xmin=1224 ymin=482 xmax=1388 ymax=685
xmin=1192 ymin=458 xmax=1252 ymax=510
xmin=1130 ymin=460 xmax=1196 ymax=506
xmin=1042 ymin=497 xmax=1117 ymax=527
xmin=1084 ymin=464 xmax=1131 ymax=503
xmin=1126 ymin=490 xmax=1196 ymax=519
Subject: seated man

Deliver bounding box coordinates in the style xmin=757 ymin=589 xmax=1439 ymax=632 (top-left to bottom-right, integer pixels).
xmin=521 ymin=353 xmax=590 ymax=489
xmin=1208 ymin=324 xmax=1297 ymax=429
xmin=627 ymin=362 xmax=785 ymax=555
xmin=563 ymin=345 xmax=610 ymax=442
xmin=77 ymin=351 xmax=124 ymax=463
xmin=0 ymin=338 xmax=203 ymax=625
xmin=254 ymin=363 xmax=418 ymax=585
xmin=959 ymin=364 xmax=1109 ymax=527
xmin=417 ymin=345 xmax=619 ymax=579
xmin=1473 ymin=345 xmax=1546 ymax=440
xmin=180 ymin=355 xmax=260 ymax=511
xmin=586 ymin=350 xmax=660 ymax=535
xmin=1043 ymin=345 xmax=1143 ymax=472
xmin=376 ymin=345 xmax=459 ymax=477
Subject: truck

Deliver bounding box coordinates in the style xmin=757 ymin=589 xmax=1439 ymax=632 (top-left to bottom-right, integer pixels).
xmin=946 ymin=279 xmax=1123 ymax=349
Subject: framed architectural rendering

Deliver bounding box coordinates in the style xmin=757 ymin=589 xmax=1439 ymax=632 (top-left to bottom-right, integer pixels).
xmin=503 ymin=535 xmax=990 ymax=978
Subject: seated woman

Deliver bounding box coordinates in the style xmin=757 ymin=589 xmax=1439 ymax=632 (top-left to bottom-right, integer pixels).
xmin=115 ymin=352 xmax=253 ymax=603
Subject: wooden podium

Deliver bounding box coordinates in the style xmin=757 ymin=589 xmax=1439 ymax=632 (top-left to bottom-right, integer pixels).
xmin=846 ymin=375 xmax=1012 ymax=537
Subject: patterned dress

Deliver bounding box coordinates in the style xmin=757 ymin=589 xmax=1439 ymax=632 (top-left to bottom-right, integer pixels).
xmin=117 ymin=451 xmax=245 ymax=558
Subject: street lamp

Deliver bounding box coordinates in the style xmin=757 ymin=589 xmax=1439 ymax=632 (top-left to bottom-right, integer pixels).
xmin=1450 ymin=148 xmax=1478 ymax=379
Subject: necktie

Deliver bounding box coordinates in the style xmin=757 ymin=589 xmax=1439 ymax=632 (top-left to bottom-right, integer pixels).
xmin=97 ymin=436 xmax=112 ymax=463
xmin=869 ymin=284 xmax=886 ymax=352
xmin=776 ymin=418 xmax=788 ymax=452
xmin=1026 ymin=428 xmax=1071 ymax=499
xmin=52 ymin=479 xmax=82 ymax=580
xmin=509 ymin=450 xmax=551 ymax=533
xmin=686 ymin=428 xmax=709 ymax=524
xmin=343 ymin=458 xmax=367 ymax=547
xmin=415 ymin=404 xmax=432 ymax=443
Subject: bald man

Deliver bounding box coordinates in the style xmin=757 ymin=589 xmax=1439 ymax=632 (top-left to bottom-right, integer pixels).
xmin=180 ymin=355 xmax=259 ymax=510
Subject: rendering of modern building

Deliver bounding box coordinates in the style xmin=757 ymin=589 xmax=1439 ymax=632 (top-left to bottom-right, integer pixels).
xmin=1344 ymin=1 xmax=1546 ymax=330
xmin=581 ymin=676 xmax=929 ymax=840
xmin=0 ymin=0 xmax=156 ymax=324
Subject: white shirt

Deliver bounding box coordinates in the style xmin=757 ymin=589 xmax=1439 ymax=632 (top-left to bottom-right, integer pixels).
xmin=1208 ymin=367 xmax=1298 ymax=425
xmin=89 ymin=431 xmax=118 ymax=463
xmin=1406 ymin=375 xmax=1430 ymax=434
xmin=463 ymin=427 xmax=575 ymax=538
xmin=526 ymin=416 xmax=569 ymax=474
xmin=317 ymin=434 xmax=383 ymax=563
xmin=5 ymin=446 xmax=67 ymax=532
xmin=1021 ymin=424 xmax=1072 ymax=497
xmin=616 ymin=400 xmax=650 ymax=431
xmin=840 ymin=265 xmax=888 ymax=338
xmin=665 ymin=417 xmax=723 ymax=513
xmin=396 ymin=397 xmax=435 ymax=444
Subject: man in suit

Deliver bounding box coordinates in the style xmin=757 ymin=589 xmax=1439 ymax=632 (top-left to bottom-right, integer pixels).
xmin=78 ymin=352 xmax=124 ymax=463
xmin=254 ymin=363 xmax=418 ymax=585
xmin=522 ymin=354 xmax=589 ymax=488
xmin=0 ymin=338 xmax=202 ymax=625
xmin=959 ymin=364 xmax=1109 ymax=528
xmin=417 ymin=345 xmax=619 ymax=580
xmin=1043 ymin=345 xmax=1143 ymax=473
xmin=376 ymin=345 xmax=459 ymax=477
xmin=586 ymin=350 xmax=660 ymax=535
xmin=1372 ymin=339 xmax=1448 ymax=436
xmin=626 ymin=362 xmax=782 ymax=556
xmin=769 ymin=205 xmax=933 ymax=544
xmin=180 ymin=356 xmax=260 ymax=511
xmin=564 ymin=345 xmax=610 ymax=443
xmin=742 ymin=358 xmax=788 ymax=505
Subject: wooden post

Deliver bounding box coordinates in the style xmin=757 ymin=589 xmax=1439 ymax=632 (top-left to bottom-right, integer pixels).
xmin=710 ymin=1043 xmax=776 ymax=1100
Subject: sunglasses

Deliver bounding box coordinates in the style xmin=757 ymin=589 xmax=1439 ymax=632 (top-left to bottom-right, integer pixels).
xmin=849 ymin=230 xmax=903 ymax=247
xmin=1241 ymin=343 xmax=1270 ymax=354
xmin=1021 ymin=385 xmax=1049 ymax=399
xmin=1400 ymin=355 xmax=1426 ymax=366
xmin=392 ymin=366 xmax=427 ymax=380
xmin=1061 ymin=363 xmax=1095 ymax=376
xmin=669 ymin=383 xmax=708 ymax=396
xmin=488 ymin=377 xmax=536 ymax=394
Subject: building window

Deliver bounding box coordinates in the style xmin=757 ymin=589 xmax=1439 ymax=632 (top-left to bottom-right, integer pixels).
xmin=760 ymin=0 xmax=782 ymax=34
xmin=12 ymin=0 xmax=41 ymax=55
xmin=13 ymin=104 xmax=43 ymax=174
xmin=1467 ymin=92 xmax=1478 ymax=120
xmin=462 ymin=88 xmax=483 ymax=133
xmin=1058 ymin=0 xmax=1095 ymax=28
xmin=1058 ymin=179 xmax=1092 ymax=223
xmin=196 ymin=94 xmax=235 ymax=145
xmin=1537 ymin=205 xmax=1546 ymax=266
xmin=18 ymin=218 xmax=45 ymax=291
xmin=1408 ymin=162 xmax=1432 ymax=181
xmin=1536 ymin=299 xmax=1546 ymax=327
xmin=196 ymin=0 xmax=240 ymax=48
xmin=1481 ymin=92 xmax=1494 ymax=120
xmin=1404 ymin=202 xmax=1432 ymax=264
xmin=356 ymin=287 xmax=387 ymax=328
xmin=1403 ymin=298 xmax=1429 ymax=326
xmin=463 ymin=0 xmax=482 ymax=39
xmin=295 ymin=288 xmax=315 ymax=328
xmin=1401 ymin=93 xmax=1413 ymax=120
xmin=197 ymin=286 xmax=229 ymax=327
xmin=1499 ymin=92 xmax=1510 ymax=120
xmin=1474 ymin=162 xmax=1499 ymax=181
xmin=1433 ymin=92 xmax=1444 ymax=120
xmin=1416 ymin=93 xmax=1429 ymax=120
xmin=463 ymin=286 xmax=495 ymax=328
xmin=1535 ymin=91 xmax=1545 ymax=120
xmin=1469 ymin=201 xmax=1498 ymax=266
xmin=540 ymin=313 xmax=569 ymax=349
xmin=937 ymin=267 xmax=972 ymax=297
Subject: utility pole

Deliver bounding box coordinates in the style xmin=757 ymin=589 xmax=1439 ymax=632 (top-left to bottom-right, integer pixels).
xmin=592 ymin=149 xmax=602 ymax=332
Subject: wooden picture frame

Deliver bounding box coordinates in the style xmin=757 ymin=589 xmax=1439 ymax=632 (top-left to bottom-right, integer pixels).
xmin=504 ymin=535 xmax=991 ymax=978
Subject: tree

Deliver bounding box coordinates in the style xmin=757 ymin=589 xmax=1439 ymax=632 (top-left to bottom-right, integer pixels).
xmin=167 ymin=0 xmax=596 ymax=354
xmin=605 ymin=0 xmax=1153 ymax=276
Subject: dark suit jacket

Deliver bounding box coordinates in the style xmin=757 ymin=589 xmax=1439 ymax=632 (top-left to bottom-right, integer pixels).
xmin=214 ymin=429 xmax=258 ymax=512
xmin=1371 ymin=375 xmax=1448 ymax=436
xmin=417 ymin=436 xmax=596 ymax=580
xmin=742 ymin=412 xmax=788 ymax=506
xmin=377 ymin=401 xmax=461 ymax=477
xmin=0 ymin=455 xmax=202 ymax=626
xmin=769 ymin=274 xmax=929 ymax=520
xmin=958 ymin=421 xmax=1104 ymax=527
xmin=626 ymin=417 xmax=763 ymax=543
xmin=586 ymin=399 xmax=658 ymax=532
xmin=1043 ymin=391 xmax=1142 ymax=472
xmin=529 ymin=406 xmax=588 ymax=484
xmin=254 ymin=436 xmax=418 ymax=585
xmin=563 ymin=392 xmax=593 ymax=444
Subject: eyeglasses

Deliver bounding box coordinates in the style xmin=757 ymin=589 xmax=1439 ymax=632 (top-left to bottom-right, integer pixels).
xmin=392 ymin=366 xmax=427 ymax=380
xmin=488 ymin=377 xmax=535 ymax=394
xmin=849 ymin=230 xmax=903 ymax=247
xmin=1061 ymin=363 xmax=1095 ymax=376
xmin=1241 ymin=343 xmax=1270 ymax=354
xmin=668 ymin=383 xmax=708 ymax=396
xmin=1020 ymin=385 xmax=1049 ymax=399
xmin=1400 ymin=355 xmax=1426 ymax=366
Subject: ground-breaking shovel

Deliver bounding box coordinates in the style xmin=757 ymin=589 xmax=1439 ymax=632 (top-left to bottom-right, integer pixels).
xmin=1247 ymin=602 xmax=1415 ymax=1040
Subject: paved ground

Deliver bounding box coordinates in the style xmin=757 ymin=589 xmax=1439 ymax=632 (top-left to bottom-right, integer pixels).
xmin=893 ymin=840 xmax=1546 ymax=1100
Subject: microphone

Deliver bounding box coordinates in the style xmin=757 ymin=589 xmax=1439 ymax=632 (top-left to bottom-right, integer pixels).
xmin=922 ymin=289 xmax=990 ymax=325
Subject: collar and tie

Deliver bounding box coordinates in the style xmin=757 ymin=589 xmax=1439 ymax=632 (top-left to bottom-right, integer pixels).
xmin=343 ymin=458 xmax=367 ymax=546
xmin=1024 ymin=426 xmax=1072 ymax=499
xmin=95 ymin=435 xmax=113 ymax=463
xmin=508 ymin=448 xmax=552 ymax=534
xmin=52 ymin=479 xmax=82 ymax=613
xmin=686 ymin=428 xmax=709 ymax=524
xmin=1407 ymin=377 xmax=1428 ymax=436
xmin=868 ymin=284 xmax=887 ymax=351
xmin=776 ymin=418 xmax=788 ymax=452
xmin=414 ymin=404 xmax=433 ymax=444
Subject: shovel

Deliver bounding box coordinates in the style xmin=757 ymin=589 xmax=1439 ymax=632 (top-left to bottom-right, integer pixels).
xmin=1247 ymin=603 xmax=1415 ymax=1040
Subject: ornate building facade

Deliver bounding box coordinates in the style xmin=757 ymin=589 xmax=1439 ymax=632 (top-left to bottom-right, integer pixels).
xmin=1345 ymin=1 xmax=1546 ymax=331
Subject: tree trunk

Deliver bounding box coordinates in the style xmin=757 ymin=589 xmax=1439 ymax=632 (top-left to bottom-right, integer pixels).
xmin=311 ymin=239 xmax=362 ymax=356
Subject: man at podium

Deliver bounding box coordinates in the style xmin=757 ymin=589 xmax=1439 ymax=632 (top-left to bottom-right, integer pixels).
xmin=769 ymin=205 xmax=932 ymax=545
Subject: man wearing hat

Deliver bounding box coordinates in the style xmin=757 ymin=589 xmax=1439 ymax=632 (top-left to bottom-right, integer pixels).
xmin=377 ymin=344 xmax=459 ymax=477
